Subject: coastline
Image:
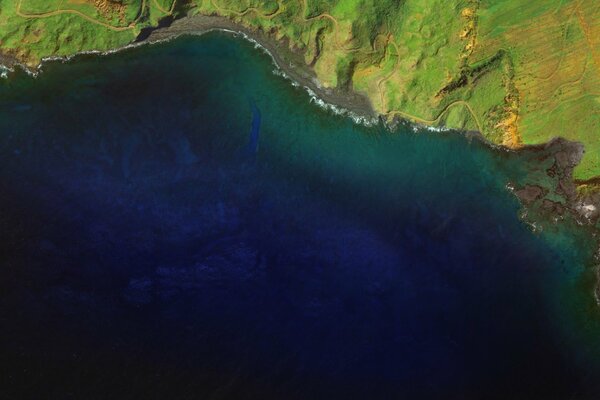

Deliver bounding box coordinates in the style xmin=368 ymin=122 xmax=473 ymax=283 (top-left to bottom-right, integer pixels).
xmin=2 ymin=13 xmax=600 ymax=297
xmin=0 ymin=14 xmax=590 ymax=170
xmin=144 ymin=15 xmax=379 ymax=125
xmin=142 ymin=15 xmax=600 ymax=227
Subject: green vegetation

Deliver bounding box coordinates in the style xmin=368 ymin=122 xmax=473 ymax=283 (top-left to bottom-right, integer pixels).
xmin=0 ymin=0 xmax=599 ymax=180
xmin=0 ymin=0 xmax=176 ymax=66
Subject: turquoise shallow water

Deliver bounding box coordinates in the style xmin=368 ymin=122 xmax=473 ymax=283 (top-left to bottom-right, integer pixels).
xmin=0 ymin=33 xmax=599 ymax=398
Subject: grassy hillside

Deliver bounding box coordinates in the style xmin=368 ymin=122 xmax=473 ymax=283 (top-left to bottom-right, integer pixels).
xmin=1 ymin=0 xmax=599 ymax=179
xmin=0 ymin=0 xmax=175 ymax=66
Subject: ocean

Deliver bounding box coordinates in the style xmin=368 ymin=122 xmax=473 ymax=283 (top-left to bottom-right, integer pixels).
xmin=1 ymin=32 xmax=599 ymax=399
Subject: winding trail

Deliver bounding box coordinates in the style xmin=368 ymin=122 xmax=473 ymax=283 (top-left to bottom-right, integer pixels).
xmin=152 ymin=0 xmax=177 ymax=15
xmin=298 ymin=0 xmax=354 ymax=51
xmin=210 ymin=0 xmax=284 ymax=19
xmin=376 ymin=39 xmax=400 ymax=110
xmin=300 ymin=0 xmax=484 ymax=133
xmin=15 ymin=0 xmax=484 ymax=135
xmin=386 ymin=100 xmax=483 ymax=133
xmin=16 ymin=0 xmax=141 ymax=31
xmin=16 ymin=0 xmax=177 ymax=31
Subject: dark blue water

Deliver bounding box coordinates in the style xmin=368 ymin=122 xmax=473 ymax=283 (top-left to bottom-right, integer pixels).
xmin=1 ymin=34 xmax=599 ymax=399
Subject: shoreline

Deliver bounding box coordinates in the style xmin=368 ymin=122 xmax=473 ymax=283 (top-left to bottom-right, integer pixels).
xmin=144 ymin=15 xmax=379 ymax=125
xmin=2 ymin=13 xmax=600 ymax=296
xmin=0 ymin=15 xmax=589 ymax=164
xmin=143 ymin=15 xmax=600 ymax=229
xmin=2 ymin=14 xmax=599 ymax=223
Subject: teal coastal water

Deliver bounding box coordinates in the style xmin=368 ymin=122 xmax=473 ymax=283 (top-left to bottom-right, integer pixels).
xmin=0 ymin=32 xmax=599 ymax=398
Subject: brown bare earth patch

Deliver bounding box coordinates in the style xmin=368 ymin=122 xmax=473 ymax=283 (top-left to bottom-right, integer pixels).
xmin=66 ymin=0 xmax=127 ymax=22
xmin=93 ymin=0 xmax=126 ymax=23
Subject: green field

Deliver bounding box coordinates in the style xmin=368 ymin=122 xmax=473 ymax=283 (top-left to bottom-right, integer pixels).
xmin=0 ymin=0 xmax=599 ymax=180
xmin=0 ymin=0 xmax=175 ymax=65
